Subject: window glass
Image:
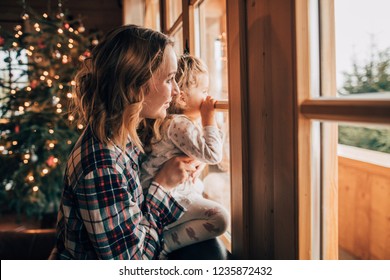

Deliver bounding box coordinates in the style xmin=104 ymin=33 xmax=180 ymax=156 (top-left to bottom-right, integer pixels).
xmin=336 ymin=122 xmax=390 ymax=259
xmin=0 ymin=49 xmax=28 ymax=111
xmin=144 ymin=0 xmax=161 ymax=31
xmin=171 ymin=26 xmax=183 ymax=56
xmin=333 ymin=0 xmax=390 ymax=153
xmin=335 ymin=0 xmax=390 ymax=98
xmin=166 ymin=0 xmax=182 ymax=30
xmin=194 ymin=0 xmax=230 ymax=235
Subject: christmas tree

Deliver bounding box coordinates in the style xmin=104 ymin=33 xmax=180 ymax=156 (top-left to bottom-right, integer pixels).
xmin=0 ymin=1 xmax=97 ymax=220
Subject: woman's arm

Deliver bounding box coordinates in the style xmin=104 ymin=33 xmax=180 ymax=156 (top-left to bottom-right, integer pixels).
xmin=76 ymin=167 xmax=184 ymax=260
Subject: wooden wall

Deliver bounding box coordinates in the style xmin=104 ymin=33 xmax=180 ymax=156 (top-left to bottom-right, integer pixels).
xmin=339 ymin=156 xmax=390 ymax=259
xmin=0 ymin=0 xmax=122 ymax=34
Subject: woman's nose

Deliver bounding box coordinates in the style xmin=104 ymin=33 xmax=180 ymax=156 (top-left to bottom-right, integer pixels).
xmin=172 ymin=80 xmax=179 ymax=96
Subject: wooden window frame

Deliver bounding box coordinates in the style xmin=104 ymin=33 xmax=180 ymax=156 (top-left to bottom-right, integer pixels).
xmin=296 ymin=0 xmax=390 ymax=260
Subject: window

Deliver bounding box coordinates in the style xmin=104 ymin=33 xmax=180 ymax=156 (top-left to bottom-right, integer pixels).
xmin=161 ymin=0 xmax=233 ymax=249
xmin=193 ymin=0 xmax=231 ymax=241
xmin=297 ymin=0 xmax=390 ymax=259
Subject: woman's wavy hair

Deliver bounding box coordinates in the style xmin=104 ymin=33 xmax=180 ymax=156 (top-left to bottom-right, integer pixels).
xmin=72 ymin=24 xmax=173 ymax=152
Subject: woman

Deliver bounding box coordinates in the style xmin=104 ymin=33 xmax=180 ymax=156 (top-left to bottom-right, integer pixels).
xmin=49 ymin=25 xmax=198 ymax=260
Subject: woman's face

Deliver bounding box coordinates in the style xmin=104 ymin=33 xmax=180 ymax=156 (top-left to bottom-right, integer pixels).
xmin=140 ymin=45 xmax=179 ymax=119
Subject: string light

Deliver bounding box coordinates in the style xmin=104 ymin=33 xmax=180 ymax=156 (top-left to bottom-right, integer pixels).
xmin=12 ymin=141 xmax=18 ymax=145
xmin=49 ymin=129 xmax=54 ymax=134
xmin=28 ymin=175 xmax=34 ymax=182
xmin=32 ymin=186 xmax=39 ymax=192
xmin=43 ymin=13 xmax=48 ymax=18
xmin=48 ymin=143 xmax=55 ymax=148
xmin=42 ymin=168 xmax=49 ymax=175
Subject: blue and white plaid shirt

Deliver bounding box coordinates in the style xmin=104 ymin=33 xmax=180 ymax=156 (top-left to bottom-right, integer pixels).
xmin=50 ymin=126 xmax=184 ymax=259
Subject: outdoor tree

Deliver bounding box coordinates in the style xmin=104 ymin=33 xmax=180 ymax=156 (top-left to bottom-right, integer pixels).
xmin=338 ymin=47 xmax=390 ymax=154
xmin=0 ymin=2 xmax=96 ymax=220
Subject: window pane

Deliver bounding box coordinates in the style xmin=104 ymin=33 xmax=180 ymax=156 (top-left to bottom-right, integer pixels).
xmin=337 ymin=123 xmax=390 ymax=260
xmin=171 ymin=26 xmax=183 ymax=56
xmin=317 ymin=121 xmax=390 ymax=259
xmin=144 ymin=0 xmax=161 ymax=31
xmin=334 ymin=0 xmax=390 ymax=97
xmin=195 ymin=0 xmax=230 ymax=235
xmin=165 ymin=0 xmax=182 ymax=30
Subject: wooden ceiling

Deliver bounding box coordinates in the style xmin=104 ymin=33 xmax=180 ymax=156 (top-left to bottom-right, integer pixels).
xmin=0 ymin=0 xmax=123 ymax=35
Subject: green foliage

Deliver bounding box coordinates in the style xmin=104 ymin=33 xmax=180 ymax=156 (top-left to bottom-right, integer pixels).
xmin=338 ymin=47 xmax=390 ymax=154
xmin=339 ymin=48 xmax=390 ymax=95
xmin=0 ymin=6 xmax=96 ymax=219
xmin=339 ymin=126 xmax=390 ymax=154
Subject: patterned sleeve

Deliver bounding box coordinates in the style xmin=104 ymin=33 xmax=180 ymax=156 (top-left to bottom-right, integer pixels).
xmin=77 ymin=168 xmax=183 ymax=260
xmin=167 ymin=116 xmax=223 ymax=164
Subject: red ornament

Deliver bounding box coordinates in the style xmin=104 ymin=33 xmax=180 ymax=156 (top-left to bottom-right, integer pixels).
xmin=30 ymin=80 xmax=38 ymax=89
xmin=46 ymin=155 xmax=56 ymax=167
xmin=15 ymin=125 xmax=20 ymax=133
xmin=64 ymin=23 xmax=70 ymax=29
xmin=0 ymin=36 xmax=4 ymax=46
xmin=83 ymin=51 xmax=91 ymax=57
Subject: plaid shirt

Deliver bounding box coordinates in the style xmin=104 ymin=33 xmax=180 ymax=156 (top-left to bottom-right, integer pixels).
xmin=50 ymin=126 xmax=184 ymax=260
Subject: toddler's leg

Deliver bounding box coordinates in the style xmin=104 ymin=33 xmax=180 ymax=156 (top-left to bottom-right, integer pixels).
xmin=162 ymin=197 xmax=229 ymax=254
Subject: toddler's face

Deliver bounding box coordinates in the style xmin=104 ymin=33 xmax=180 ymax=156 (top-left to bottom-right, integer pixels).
xmin=185 ymin=73 xmax=209 ymax=114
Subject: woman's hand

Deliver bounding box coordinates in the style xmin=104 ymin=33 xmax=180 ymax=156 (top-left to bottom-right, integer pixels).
xmin=153 ymin=156 xmax=196 ymax=190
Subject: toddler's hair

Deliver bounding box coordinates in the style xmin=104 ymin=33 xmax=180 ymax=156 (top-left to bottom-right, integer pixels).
xmin=168 ymin=54 xmax=208 ymax=114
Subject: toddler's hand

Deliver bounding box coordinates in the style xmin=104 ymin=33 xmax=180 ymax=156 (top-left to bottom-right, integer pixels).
xmin=200 ymin=96 xmax=216 ymax=127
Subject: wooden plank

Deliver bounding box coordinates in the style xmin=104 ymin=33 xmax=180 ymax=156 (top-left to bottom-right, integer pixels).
xmin=338 ymin=156 xmax=390 ymax=259
xmin=319 ymin=0 xmax=338 ymax=260
xmin=295 ymin=0 xmax=313 ymax=260
xmin=226 ymin=0 xmax=249 ymax=259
